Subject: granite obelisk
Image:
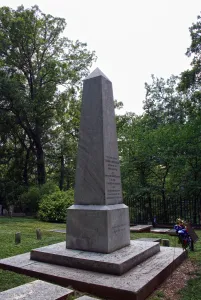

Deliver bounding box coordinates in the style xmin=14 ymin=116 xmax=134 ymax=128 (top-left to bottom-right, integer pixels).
xmin=66 ymin=68 xmax=130 ymax=253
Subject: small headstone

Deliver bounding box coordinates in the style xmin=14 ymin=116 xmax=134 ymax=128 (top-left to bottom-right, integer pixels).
xmin=3 ymin=209 xmax=8 ymax=216
xmin=36 ymin=229 xmax=42 ymax=240
xmin=186 ymin=223 xmax=199 ymax=243
xmin=162 ymin=239 xmax=170 ymax=247
xmin=9 ymin=205 xmax=14 ymax=217
xmin=15 ymin=232 xmax=21 ymax=244
xmin=0 ymin=205 xmax=2 ymax=215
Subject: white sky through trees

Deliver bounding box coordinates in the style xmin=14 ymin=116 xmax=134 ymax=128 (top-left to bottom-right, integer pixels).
xmin=1 ymin=0 xmax=201 ymax=114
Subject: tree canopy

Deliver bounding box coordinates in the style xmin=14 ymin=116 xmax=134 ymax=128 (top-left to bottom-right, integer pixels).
xmin=1 ymin=6 xmax=201 ymax=225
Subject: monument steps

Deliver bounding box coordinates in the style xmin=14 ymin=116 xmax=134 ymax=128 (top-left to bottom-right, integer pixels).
xmin=0 ymin=244 xmax=186 ymax=300
xmin=30 ymin=240 xmax=160 ymax=275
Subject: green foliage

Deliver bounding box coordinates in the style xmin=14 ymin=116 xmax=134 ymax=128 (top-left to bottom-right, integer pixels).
xmin=19 ymin=182 xmax=59 ymax=213
xmin=0 ymin=4 xmax=95 ymax=186
xmin=38 ymin=189 xmax=74 ymax=222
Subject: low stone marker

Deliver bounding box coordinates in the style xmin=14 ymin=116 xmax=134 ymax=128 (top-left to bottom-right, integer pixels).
xmin=0 ymin=280 xmax=74 ymax=300
xmin=15 ymin=232 xmax=21 ymax=244
xmin=8 ymin=205 xmax=14 ymax=218
xmin=136 ymin=237 xmax=161 ymax=243
xmin=168 ymin=229 xmax=177 ymax=236
xmin=48 ymin=229 xmax=66 ymax=234
xmin=77 ymin=296 xmax=98 ymax=300
xmin=162 ymin=239 xmax=170 ymax=247
xmin=186 ymin=223 xmax=199 ymax=243
xmin=150 ymin=228 xmax=170 ymax=234
xmin=186 ymin=223 xmax=199 ymax=251
xmin=36 ymin=229 xmax=42 ymax=240
xmin=130 ymin=225 xmax=152 ymax=232
xmin=3 ymin=209 xmax=8 ymax=216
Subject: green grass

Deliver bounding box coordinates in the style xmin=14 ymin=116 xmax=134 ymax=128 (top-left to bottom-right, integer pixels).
xmin=0 ymin=217 xmax=66 ymax=292
xmin=0 ymin=218 xmax=201 ymax=300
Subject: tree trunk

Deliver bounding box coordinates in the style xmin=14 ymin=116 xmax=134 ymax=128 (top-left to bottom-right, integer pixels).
xmin=59 ymin=155 xmax=65 ymax=190
xmin=23 ymin=147 xmax=31 ymax=186
xmin=36 ymin=145 xmax=46 ymax=185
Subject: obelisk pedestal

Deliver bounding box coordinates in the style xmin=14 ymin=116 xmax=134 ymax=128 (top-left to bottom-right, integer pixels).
xmin=66 ymin=68 xmax=130 ymax=253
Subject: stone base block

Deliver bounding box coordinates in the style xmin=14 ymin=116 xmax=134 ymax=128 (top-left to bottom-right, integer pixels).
xmin=0 ymin=280 xmax=74 ymax=300
xmin=31 ymin=240 xmax=160 ymax=275
xmin=66 ymin=204 xmax=130 ymax=253
xmin=0 ymin=246 xmax=187 ymax=300
xmin=130 ymin=225 xmax=152 ymax=232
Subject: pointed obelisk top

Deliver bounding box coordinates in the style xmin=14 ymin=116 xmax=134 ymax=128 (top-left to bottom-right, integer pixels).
xmin=84 ymin=67 xmax=110 ymax=81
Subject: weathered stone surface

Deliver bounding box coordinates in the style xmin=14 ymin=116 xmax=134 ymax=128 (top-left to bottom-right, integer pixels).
xmin=0 ymin=280 xmax=74 ymax=300
xmin=0 ymin=247 xmax=187 ymax=300
xmin=150 ymin=228 xmax=170 ymax=234
xmin=130 ymin=225 xmax=152 ymax=232
xmin=31 ymin=240 xmax=160 ymax=275
xmin=136 ymin=237 xmax=161 ymax=243
xmin=74 ymin=68 xmax=122 ymax=206
xmin=66 ymin=68 xmax=130 ymax=253
xmin=66 ymin=204 xmax=130 ymax=253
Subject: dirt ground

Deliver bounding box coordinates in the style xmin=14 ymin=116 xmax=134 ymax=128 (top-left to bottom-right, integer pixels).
xmin=148 ymin=257 xmax=198 ymax=300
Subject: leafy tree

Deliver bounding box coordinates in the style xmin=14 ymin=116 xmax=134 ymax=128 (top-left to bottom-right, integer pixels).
xmin=143 ymin=75 xmax=185 ymax=126
xmin=0 ymin=5 xmax=95 ymax=185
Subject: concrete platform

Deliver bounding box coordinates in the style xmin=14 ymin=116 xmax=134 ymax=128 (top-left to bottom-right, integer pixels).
xmin=0 ymin=280 xmax=74 ymax=300
xmin=136 ymin=237 xmax=162 ymax=243
xmin=31 ymin=240 xmax=160 ymax=275
xmin=0 ymin=246 xmax=186 ymax=300
xmin=130 ymin=225 xmax=152 ymax=232
xmin=150 ymin=228 xmax=170 ymax=234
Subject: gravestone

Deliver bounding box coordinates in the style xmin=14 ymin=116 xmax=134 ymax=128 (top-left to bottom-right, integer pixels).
xmin=0 ymin=205 xmax=2 ymax=215
xmin=162 ymin=239 xmax=170 ymax=247
xmin=36 ymin=229 xmax=42 ymax=240
xmin=15 ymin=232 xmax=21 ymax=244
xmin=66 ymin=68 xmax=130 ymax=253
xmin=186 ymin=223 xmax=199 ymax=243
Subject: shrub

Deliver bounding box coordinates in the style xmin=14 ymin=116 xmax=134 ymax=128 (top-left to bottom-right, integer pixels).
xmin=19 ymin=182 xmax=60 ymax=214
xmin=20 ymin=186 xmax=41 ymax=213
xmin=38 ymin=189 xmax=74 ymax=222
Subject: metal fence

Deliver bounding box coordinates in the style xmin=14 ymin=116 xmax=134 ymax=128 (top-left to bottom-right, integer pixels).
xmin=124 ymin=196 xmax=201 ymax=227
